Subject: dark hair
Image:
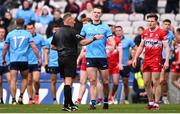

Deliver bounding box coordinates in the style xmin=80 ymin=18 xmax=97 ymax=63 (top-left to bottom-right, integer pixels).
xmin=52 ymin=22 xmax=60 ymax=28
xmin=53 ymin=9 xmax=61 ymax=14
xmin=115 ymin=26 xmax=123 ymax=30
xmin=0 ymin=25 xmax=7 ymax=38
xmin=138 ymin=26 xmax=144 ymax=31
xmin=16 ymin=18 xmax=24 ymax=27
xmin=63 ymin=12 xmax=72 ymax=21
xmin=147 ymin=13 xmax=158 ymax=21
xmin=93 ymin=6 xmax=102 ymax=11
xmin=163 ymin=19 xmax=171 ymax=24
xmin=176 ymin=28 xmax=180 ymax=33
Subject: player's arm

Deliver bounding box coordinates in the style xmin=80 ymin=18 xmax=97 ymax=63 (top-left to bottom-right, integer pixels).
xmin=79 ymin=34 xmax=104 ymax=46
xmin=2 ymin=43 xmax=9 ymax=66
xmin=163 ymin=39 xmax=170 ymax=70
xmin=117 ymin=43 xmax=123 ymax=70
xmin=30 ymin=42 xmax=41 ymax=65
xmin=77 ymin=47 xmax=85 ymax=65
xmin=132 ymin=40 xmax=145 ymax=68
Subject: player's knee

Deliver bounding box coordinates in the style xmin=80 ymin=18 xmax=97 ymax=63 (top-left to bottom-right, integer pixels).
xmin=160 ymin=80 xmax=167 ymax=85
xmin=144 ymin=81 xmax=151 ymax=87
xmin=90 ymin=79 xmax=97 ymax=86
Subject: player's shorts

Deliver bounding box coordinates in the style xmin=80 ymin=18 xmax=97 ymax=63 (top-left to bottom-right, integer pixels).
xmin=171 ymin=64 xmax=180 ymax=73
xmin=120 ymin=66 xmax=130 ymax=78
xmin=86 ymin=58 xmax=108 ymax=70
xmin=28 ymin=64 xmax=41 ymax=72
xmin=162 ymin=59 xmax=172 ymax=72
xmin=10 ymin=62 xmax=28 ymax=71
xmin=142 ymin=61 xmax=162 ymax=72
xmin=0 ymin=65 xmax=10 ymax=75
xmin=58 ymin=56 xmax=77 ymax=79
xmin=108 ymin=62 xmax=119 ymax=75
xmin=80 ymin=58 xmax=86 ymax=71
xmin=46 ymin=66 xmax=59 ymax=74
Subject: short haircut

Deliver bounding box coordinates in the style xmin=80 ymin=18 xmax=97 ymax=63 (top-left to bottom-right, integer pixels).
xmin=52 ymin=22 xmax=60 ymax=28
xmin=26 ymin=21 xmax=35 ymax=27
xmin=16 ymin=18 xmax=24 ymax=26
xmin=63 ymin=12 xmax=72 ymax=21
xmin=147 ymin=13 xmax=158 ymax=21
xmin=81 ymin=17 xmax=91 ymax=23
xmin=115 ymin=26 xmax=123 ymax=30
xmin=138 ymin=26 xmax=144 ymax=30
xmin=53 ymin=9 xmax=61 ymax=14
xmin=176 ymin=28 xmax=180 ymax=34
xmin=93 ymin=6 xmax=102 ymax=11
xmin=163 ymin=19 xmax=171 ymax=24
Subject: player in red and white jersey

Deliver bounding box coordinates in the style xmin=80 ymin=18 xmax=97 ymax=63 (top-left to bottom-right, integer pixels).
xmin=171 ymin=28 xmax=180 ymax=90
xmin=133 ymin=14 xmax=169 ymax=110
xmin=106 ymin=27 xmax=123 ymax=104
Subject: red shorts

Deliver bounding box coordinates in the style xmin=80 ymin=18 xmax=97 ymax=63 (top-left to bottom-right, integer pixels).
xmin=171 ymin=64 xmax=180 ymax=73
xmin=142 ymin=62 xmax=162 ymax=72
xmin=108 ymin=62 xmax=119 ymax=75
xmin=80 ymin=58 xmax=86 ymax=71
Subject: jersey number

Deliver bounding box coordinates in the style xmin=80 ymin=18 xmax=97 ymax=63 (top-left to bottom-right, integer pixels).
xmin=13 ymin=36 xmax=25 ymax=48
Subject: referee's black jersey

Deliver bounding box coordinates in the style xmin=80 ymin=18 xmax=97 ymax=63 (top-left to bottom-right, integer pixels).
xmin=51 ymin=25 xmax=81 ymax=57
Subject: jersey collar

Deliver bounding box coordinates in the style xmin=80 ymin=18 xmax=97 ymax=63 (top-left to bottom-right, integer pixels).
xmin=91 ymin=21 xmax=102 ymax=26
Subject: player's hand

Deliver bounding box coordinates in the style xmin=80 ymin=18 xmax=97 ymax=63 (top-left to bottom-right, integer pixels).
xmin=127 ymin=60 xmax=132 ymax=66
xmin=163 ymin=61 xmax=169 ymax=70
xmin=37 ymin=58 xmax=42 ymax=66
xmin=118 ymin=63 xmax=123 ymax=71
xmin=132 ymin=59 xmax=137 ymax=68
xmin=45 ymin=64 xmax=49 ymax=73
xmin=2 ymin=59 xmax=6 ymax=66
xmin=94 ymin=34 xmax=104 ymax=40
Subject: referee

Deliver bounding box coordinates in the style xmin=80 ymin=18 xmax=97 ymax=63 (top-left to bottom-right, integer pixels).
xmin=51 ymin=13 xmax=99 ymax=111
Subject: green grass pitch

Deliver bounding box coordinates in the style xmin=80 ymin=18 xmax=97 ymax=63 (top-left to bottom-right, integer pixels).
xmin=0 ymin=104 xmax=180 ymax=113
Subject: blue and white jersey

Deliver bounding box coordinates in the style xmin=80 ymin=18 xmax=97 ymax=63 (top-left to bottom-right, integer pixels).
xmin=16 ymin=9 xmax=35 ymax=25
xmin=28 ymin=33 xmax=45 ymax=64
xmin=80 ymin=22 xmax=112 ymax=58
xmin=45 ymin=37 xmax=58 ymax=67
xmin=0 ymin=40 xmax=10 ymax=66
xmin=162 ymin=31 xmax=174 ymax=59
xmin=121 ymin=36 xmax=135 ymax=66
xmin=5 ymin=29 xmax=33 ymax=62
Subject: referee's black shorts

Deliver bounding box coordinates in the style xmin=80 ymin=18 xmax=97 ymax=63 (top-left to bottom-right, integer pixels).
xmin=58 ymin=56 xmax=77 ymax=79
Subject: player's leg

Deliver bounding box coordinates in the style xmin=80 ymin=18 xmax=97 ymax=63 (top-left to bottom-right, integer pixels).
xmin=96 ymin=74 xmax=103 ymax=105
xmin=87 ymin=67 xmax=98 ymax=109
xmin=171 ymin=72 xmax=180 ymax=90
xmin=111 ymin=73 xmax=120 ymax=104
xmin=32 ymin=71 xmax=40 ymax=104
xmin=143 ymin=72 xmax=153 ymax=107
xmin=27 ymin=72 xmax=33 ymax=104
xmin=19 ymin=69 xmax=28 ymax=104
xmin=152 ymin=72 xmax=161 ymax=109
xmin=10 ymin=69 xmax=18 ymax=104
xmin=50 ymin=73 xmax=57 ymax=104
xmin=75 ymin=70 xmax=87 ymax=104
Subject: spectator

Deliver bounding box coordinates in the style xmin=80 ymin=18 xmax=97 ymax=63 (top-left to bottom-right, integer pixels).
xmin=134 ymin=26 xmax=144 ymax=47
xmin=64 ymin=0 xmax=80 ymax=14
xmin=108 ymin=0 xmax=124 ymax=13
xmin=46 ymin=9 xmax=63 ymax=38
xmin=1 ymin=11 xmax=16 ymax=32
xmin=78 ymin=2 xmax=93 ymax=20
xmin=128 ymin=49 xmax=148 ymax=103
xmin=16 ymin=0 xmax=35 ymax=25
xmin=93 ymin=0 xmax=109 ymax=13
xmin=132 ymin=0 xmax=145 ymax=14
xmin=165 ymin=0 xmax=179 ymax=14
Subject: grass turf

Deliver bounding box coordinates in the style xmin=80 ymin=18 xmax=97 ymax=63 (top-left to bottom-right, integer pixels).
xmin=0 ymin=104 xmax=179 ymax=113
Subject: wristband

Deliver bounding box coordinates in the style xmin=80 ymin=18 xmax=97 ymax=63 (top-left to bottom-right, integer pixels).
xmin=93 ymin=37 xmax=97 ymax=41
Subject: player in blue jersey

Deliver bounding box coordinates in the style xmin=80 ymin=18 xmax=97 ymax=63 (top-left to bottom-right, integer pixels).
xmin=160 ymin=19 xmax=175 ymax=104
xmin=79 ymin=6 xmax=115 ymax=110
xmin=2 ymin=18 xmax=41 ymax=105
xmin=26 ymin=22 xmax=45 ymax=104
xmin=117 ymin=26 xmax=136 ymax=104
xmin=44 ymin=23 xmax=60 ymax=104
xmin=0 ymin=26 xmax=11 ymax=104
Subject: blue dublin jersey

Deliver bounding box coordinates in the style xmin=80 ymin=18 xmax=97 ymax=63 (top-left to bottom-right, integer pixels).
xmin=45 ymin=37 xmax=58 ymax=67
xmin=28 ymin=33 xmax=45 ymax=64
xmin=121 ymin=36 xmax=135 ymax=66
xmin=162 ymin=31 xmax=174 ymax=59
xmin=5 ymin=29 xmax=33 ymax=62
xmin=0 ymin=40 xmax=10 ymax=65
xmin=80 ymin=22 xmax=112 ymax=58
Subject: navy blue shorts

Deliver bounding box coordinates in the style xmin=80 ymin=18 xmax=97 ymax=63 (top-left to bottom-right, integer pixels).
xmin=46 ymin=66 xmax=59 ymax=74
xmin=28 ymin=64 xmax=41 ymax=72
xmin=10 ymin=62 xmax=28 ymax=71
xmin=120 ymin=66 xmax=130 ymax=78
xmin=86 ymin=58 xmax=108 ymax=70
xmin=0 ymin=65 xmax=9 ymax=75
